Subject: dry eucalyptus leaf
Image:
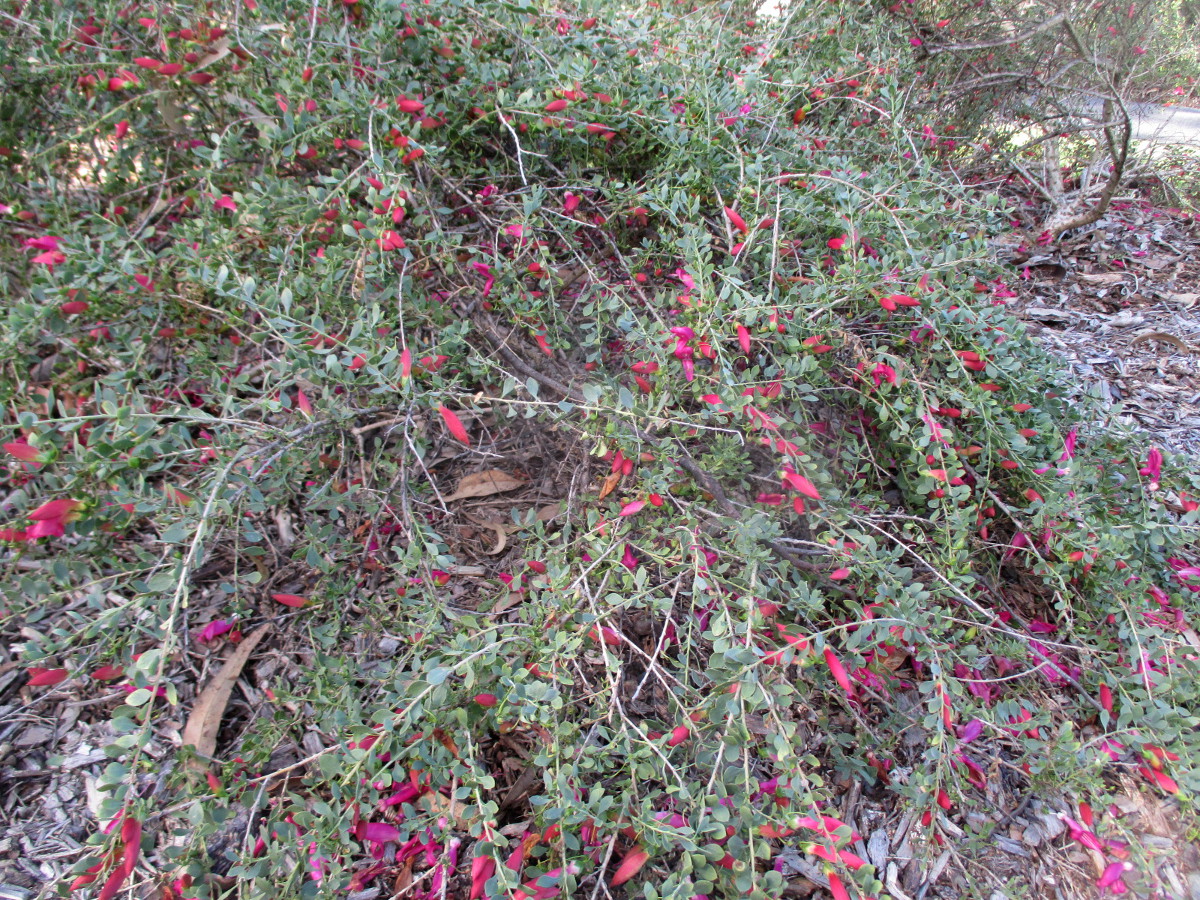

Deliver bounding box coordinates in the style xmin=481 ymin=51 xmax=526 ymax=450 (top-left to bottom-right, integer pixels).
xmin=182 ymin=623 xmax=271 ymax=760
xmin=444 ymin=469 xmax=526 ymax=502
xmin=490 ymin=591 xmax=525 ymax=614
xmin=535 ymin=503 xmax=563 ymax=523
xmin=1130 ymin=331 xmax=1192 ymax=353
xmin=598 ymin=471 xmax=621 ymax=500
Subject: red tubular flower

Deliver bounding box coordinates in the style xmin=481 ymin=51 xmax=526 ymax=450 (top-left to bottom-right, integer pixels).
xmin=438 ymin=406 xmax=470 ymax=445
xmin=27 ymin=498 xmax=83 ymax=538
xmin=823 ymin=647 xmax=855 ymax=698
xmin=827 ymin=872 xmax=852 ymax=900
xmin=120 ymin=818 xmax=141 ymax=875
xmin=737 ymin=324 xmax=751 ymax=354
xmin=782 ymin=470 xmax=821 ymax=500
xmin=96 ymin=868 xmax=128 ymax=900
xmin=5 ymin=440 xmax=42 ymax=463
xmin=724 ymin=206 xmax=748 ymax=234
xmin=610 ymin=847 xmax=649 ymax=886
xmin=666 ymin=725 xmax=690 ymax=746
xmin=27 ymin=667 xmax=69 ymax=686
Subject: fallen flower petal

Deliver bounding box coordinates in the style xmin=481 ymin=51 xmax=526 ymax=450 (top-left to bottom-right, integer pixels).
xmin=271 ymin=593 xmax=308 ymax=607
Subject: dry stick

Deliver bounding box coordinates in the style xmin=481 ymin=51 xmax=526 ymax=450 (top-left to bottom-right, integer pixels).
xmin=925 ymin=12 xmax=1067 ymax=56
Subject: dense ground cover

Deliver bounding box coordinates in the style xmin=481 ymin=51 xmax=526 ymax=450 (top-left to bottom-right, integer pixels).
xmin=1 ymin=1 xmax=1198 ymax=898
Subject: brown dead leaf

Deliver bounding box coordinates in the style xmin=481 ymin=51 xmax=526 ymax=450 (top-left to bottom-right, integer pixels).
xmin=535 ymin=503 xmax=563 ymax=523
xmin=1167 ymin=292 xmax=1200 ymax=308
xmin=490 ymin=591 xmax=525 ymax=614
xmin=444 ymin=469 xmax=526 ymax=502
xmin=182 ymin=623 xmax=271 ymax=760
xmin=1079 ymin=272 xmax=1128 ymax=284
xmin=598 ymin=471 xmax=621 ymax=500
xmin=464 ymin=513 xmax=508 ymax=554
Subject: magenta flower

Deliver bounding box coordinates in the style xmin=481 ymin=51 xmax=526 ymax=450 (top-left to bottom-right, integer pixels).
xmin=871 ymin=362 xmax=896 ymax=387
xmin=957 ymin=718 xmax=983 ymax=743
xmin=1139 ymin=447 xmax=1162 ymax=488
xmin=1096 ymin=861 xmax=1131 ymax=893
xmin=197 ymin=619 xmax=233 ymax=643
xmin=1060 ymin=427 xmax=1077 ymax=461
xmin=620 ymin=544 xmax=638 ymax=570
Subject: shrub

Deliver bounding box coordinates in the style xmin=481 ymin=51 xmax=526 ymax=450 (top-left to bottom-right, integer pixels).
xmin=1 ymin=1 xmax=1196 ymax=899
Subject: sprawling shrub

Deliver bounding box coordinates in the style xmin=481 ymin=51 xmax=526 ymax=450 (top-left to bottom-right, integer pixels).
xmin=1 ymin=1 xmax=1196 ymax=898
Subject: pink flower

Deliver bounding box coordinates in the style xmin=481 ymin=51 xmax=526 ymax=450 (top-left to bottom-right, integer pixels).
xmin=827 ymin=235 xmax=847 ymax=250
xmin=957 ymin=718 xmax=984 ymax=743
xmin=1138 ymin=447 xmax=1162 ymax=488
xmin=32 ymin=250 xmax=66 ymax=269
xmin=24 ymin=235 xmax=62 ymax=252
xmin=871 ymin=362 xmax=896 ymax=386
xmin=356 ymin=822 xmax=401 ymax=845
xmin=1097 ymin=861 xmax=1131 ymax=893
